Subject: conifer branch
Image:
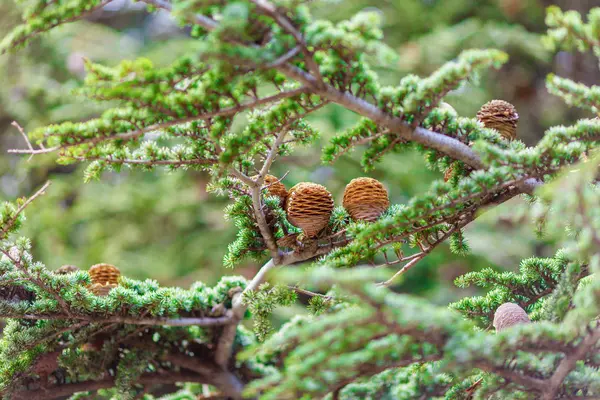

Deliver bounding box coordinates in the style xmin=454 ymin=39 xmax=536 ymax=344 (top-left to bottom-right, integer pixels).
xmin=9 ymin=371 xmax=213 ymax=400
xmin=250 ymin=0 xmax=324 ymax=84
xmin=2 ymin=3 xmax=600 ymax=399
xmin=0 ymin=180 xmax=50 ymax=239
xmin=0 ymin=0 xmax=114 ymax=54
xmin=542 ymin=324 xmax=600 ymax=400
xmin=73 ymin=155 xmax=217 ymax=168
xmin=8 ymin=88 xmax=308 ymax=155
xmin=0 ymin=310 xmax=235 ymax=327
xmin=144 ymin=0 xmax=543 ymax=194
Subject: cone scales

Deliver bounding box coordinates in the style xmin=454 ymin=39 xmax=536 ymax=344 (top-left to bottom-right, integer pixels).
xmin=493 ymin=302 xmax=530 ymax=331
xmin=343 ymin=178 xmax=390 ymax=222
xmin=88 ymin=263 xmax=120 ymax=296
xmin=262 ymin=175 xmax=288 ymax=202
xmin=89 ymin=263 xmax=121 ymax=285
xmin=285 ymin=183 xmax=334 ymax=238
xmin=476 ymin=99 xmax=519 ymax=140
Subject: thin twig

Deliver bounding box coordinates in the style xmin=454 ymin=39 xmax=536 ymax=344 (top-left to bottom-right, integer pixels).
xmin=0 ymin=181 xmax=50 ymax=239
xmin=251 ymin=0 xmax=324 ymax=84
xmin=288 ymin=285 xmax=332 ymax=300
xmin=377 ymin=215 xmax=474 ymax=286
xmin=11 ymin=121 xmax=38 ymax=161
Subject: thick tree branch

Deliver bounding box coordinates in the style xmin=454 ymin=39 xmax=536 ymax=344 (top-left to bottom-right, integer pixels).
xmin=8 ymin=371 xmax=211 ymax=400
xmin=166 ymin=354 xmax=245 ymax=399
xmin=214 ymin=237 xmax=350 ymax=367
xmin=0 ymin=312 xmax=235 ymax=327
xmin=542 ymin=324 xmax=600 ymax=400
xmin=473 ymin=360 xmax=547 ymax=393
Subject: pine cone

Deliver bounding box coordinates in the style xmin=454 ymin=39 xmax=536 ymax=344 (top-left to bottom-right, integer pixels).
xmin=88 ymin=263 xmax=121 ymax=285
xmin=342 ymin=177 xmax=390 ymax=222
xmin=285 ymin=182 xmax=334 ymax=238
xmin=89 ymin=283 xmax=118 ymax=297
xmin=493 ymin=302 xmax=530 ymax=331
xmin=476 ymin=100 xmax=519 ymax=140
xmin=262 ymin=175 xmax=288 ymax=201
xmin=31 ymin=351 xmax=60 ymax=378
xmin=55 ymin=265 xmax=79 ymax=275
xmin=443 ymin=165 xmax=454 ymax=182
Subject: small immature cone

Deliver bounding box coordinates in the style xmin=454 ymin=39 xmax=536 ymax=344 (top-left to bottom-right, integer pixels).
xmin=285 ymin=182 xmax=334 ymax=238
xmin=262 ymin=175 xmax=288 ymax=200
xmin=443 ymin=166 xmax=455 ymax=182
xmin=342 ymin=177 xmax=390 ymax=222
xmin=476 ymin=100 xmax=519 ymax=140
xmin=88 ymin=263 xmax=121 ymax=286
xmin=493 ymin=302 xmax=530 ymax=331
xmin=89 ymin=283 xmax=118 ymax=297
xmin=55 ymin=265 xmax=79 ymax=275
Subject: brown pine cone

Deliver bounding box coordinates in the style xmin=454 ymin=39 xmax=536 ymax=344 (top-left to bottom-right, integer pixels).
xmin=493 ymin=302 xmax=530 ymax=331
xmin=88 ymin=263 xmax=121 ymax=286
xmin=476 ymin=100 xmax=519 ymax=140
xmin=55 ymin=265 xmax=79 ymax=275
xmin=342 ymin=178 xmax=390 ymax=222
xmin=443 ymin=165 xmax=454 ymax=182
xmin=262 ymin=175 xmax=288 ymax=201
xmin=285 ymin=182 xmax=334 ymax=238
xmin=89 ymin=283 xmax=118 ymax=297
xmin=253 ymin=174 xmax=288 ymax=204
xmin=31 ymin=351 xmax=61 ymax=378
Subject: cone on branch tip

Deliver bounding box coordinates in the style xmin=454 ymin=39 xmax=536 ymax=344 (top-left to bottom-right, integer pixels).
xmin=493 ymin=302 xmax=530 ymax=331
xmin=343 ymin=177 xmax=390 ymax=222
xmin=476 ymin=99 xmax=519 ymax=140
xmin=285 ymin=182 xmax=334 ymax=238
xmin=55 ymin=265 xmax=79 ymax=275
xmin=88 ymin=263 xmax=121 ymax=285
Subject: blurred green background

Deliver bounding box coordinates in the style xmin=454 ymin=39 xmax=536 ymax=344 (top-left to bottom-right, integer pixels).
xmin=0 ymin=0 xmax=598 ymax=308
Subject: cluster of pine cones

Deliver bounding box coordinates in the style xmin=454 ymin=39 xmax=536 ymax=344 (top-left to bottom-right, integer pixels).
xmin=56 ymin=263 xmax=121 ymax=296
xmin=261 ymin=175 xmax=390 ymax=239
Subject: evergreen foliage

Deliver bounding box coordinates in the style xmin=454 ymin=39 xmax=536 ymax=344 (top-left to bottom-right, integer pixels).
xmin=0 ymin=1 xmax=599 ymax=399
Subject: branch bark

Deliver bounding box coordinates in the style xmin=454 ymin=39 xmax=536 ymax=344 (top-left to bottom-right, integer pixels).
xmin=542 ymin=325 xmax=600 ymax=400
xmin=8 ymin=371 xmax=211 ymax=400
xmin=0 ymin=312 xmax=234 ymax=327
